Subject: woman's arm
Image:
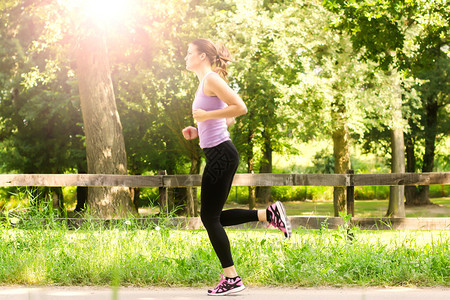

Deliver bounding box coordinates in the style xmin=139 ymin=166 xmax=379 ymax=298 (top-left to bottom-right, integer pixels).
xmin=193 ymin=73 xmax=247 ymax=122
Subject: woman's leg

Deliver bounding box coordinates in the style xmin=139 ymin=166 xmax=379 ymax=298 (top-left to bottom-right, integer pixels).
xmin=200 ymin=141 xmax=240 ymax=270
xmin=200 ymin=141 xmax=290 ymax=295
xmin=221 ymin=204 xmax=291 ymax=238
xmin=219 ymin=209 xmax=264 ymax=226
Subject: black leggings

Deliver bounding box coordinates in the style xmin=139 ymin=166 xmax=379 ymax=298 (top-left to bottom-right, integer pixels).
xmin=201 ymin=140 xmax=258 ymax=268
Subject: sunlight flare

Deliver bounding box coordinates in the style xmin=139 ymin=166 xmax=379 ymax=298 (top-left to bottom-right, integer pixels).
xmin=57 ymin=0 xmax=132 ymax=24
xmin=85 ymin=0 xmax=127 ymax=22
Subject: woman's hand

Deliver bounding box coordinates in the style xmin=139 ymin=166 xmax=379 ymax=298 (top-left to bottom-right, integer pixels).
xmin=193 ymin=109 xmax=209 ymax=122
xmin=226 ymin=117 xmax=236 ymax=127
xmin=182 ymin=126 xmax=199 ymax=140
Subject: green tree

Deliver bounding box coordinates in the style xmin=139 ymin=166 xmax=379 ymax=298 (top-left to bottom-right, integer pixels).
xmin=403 ymin=5 xmax=450 ymax=204
xmin=1 ymin=0 xmax=138 ymax=217
xmin=323 ymin=0 xmax=450 ymax=212
xmin=0 ymin=1 xmax=86 ymax=210
xmin=291 ymin=7 xmax=392 ymax=216
xmin=218 ymin=0 xmax=390 ymax=215
xmin=324 ymin=0 xmax=409 ymax=216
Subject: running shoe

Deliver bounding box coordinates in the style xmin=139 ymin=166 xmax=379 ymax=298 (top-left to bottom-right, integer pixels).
xmin=267 ymin=201 xmax=292 ymax=238
xmin=207 ymin=275 xmax=245 ymax=296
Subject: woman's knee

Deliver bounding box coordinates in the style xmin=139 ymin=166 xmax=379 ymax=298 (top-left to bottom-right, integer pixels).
xmin=201 ymin=210 xmax=220 ymax=229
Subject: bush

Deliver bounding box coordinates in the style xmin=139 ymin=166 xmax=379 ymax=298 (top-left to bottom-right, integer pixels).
xmin=355 ymin=186 xmax=390 ymax=200
xmin=430 ymin=185 xmax=450 ymax=198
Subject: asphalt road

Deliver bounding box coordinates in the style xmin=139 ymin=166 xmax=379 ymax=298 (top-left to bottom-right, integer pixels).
xmin=0 ymin=286 xmax=449 ymax=300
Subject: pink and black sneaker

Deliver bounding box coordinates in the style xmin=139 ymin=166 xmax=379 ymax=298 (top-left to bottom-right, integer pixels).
xmin=267 ymin=201 xmax=292 ymax=238
xmin=207 ymin=275 xmax=245 ymax=296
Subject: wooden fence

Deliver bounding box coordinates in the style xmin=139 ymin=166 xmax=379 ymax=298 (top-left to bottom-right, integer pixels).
xmin=1 ymin=172 xmax=449 ymax=230
xmin=1 ymin=172 xmax=448 ymax=188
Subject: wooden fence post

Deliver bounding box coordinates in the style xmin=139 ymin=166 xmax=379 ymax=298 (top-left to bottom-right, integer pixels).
xmin=346 ymin=169 xmax=355 ymax=217
xmin=158 ymin=170 xmax=168 ymax=215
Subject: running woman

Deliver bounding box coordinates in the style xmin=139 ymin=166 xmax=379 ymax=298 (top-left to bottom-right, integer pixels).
xmin=182 ymin=38 xmax=292 ymax=296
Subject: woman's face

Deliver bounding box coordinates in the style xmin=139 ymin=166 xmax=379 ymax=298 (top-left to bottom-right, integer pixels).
xmin=185 ymin=44 xmax=203 ymax=71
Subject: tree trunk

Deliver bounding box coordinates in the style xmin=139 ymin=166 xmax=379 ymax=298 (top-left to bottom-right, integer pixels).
xmin=76 ymin=28 xmax=135 ymax=218
xmin=186 ymin=153 xmax=201 ymax=217
xmin=388 ymin=128 xmax=406 ymax=216
xmin=75 ymin=163 xmax=88 ymax=212
xmin=416 ymin=96 xmax=438 ymax=205
xmin=331 ymin=99 xmax=350 ymax=217
xmin=51 ymin=187 xmax=64 ymax=212
xmin=256 ymin=130 xmax=272 ymax=204
xmin=422 ymin=97 xmax=438 ymax=169
xmin=387 ymin=73 xmax=405 ymax=217
xmin=129 ymin=187 xmax=140 ymax=212
xmin=247 ymin=131 xmax=256 ymax=210
xmin=405 ymin=133 xmax=419 ymax=205
xmin=158 ymin=170 xmax=169 ymax=215
xmin=75 ymin=185 xmax=88 ymax=212
xmin=165 ymin=168 xmax=189 ymax=216
xmin=404 ymin=95 xmax=438 ymax=207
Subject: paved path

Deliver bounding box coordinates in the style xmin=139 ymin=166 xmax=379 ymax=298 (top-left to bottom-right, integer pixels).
xmin=0 ymin=286 xmax=449 ymax=300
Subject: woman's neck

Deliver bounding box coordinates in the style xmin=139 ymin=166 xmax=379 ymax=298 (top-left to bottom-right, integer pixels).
xmin=195 ymin=66 xmax=213 ymax=82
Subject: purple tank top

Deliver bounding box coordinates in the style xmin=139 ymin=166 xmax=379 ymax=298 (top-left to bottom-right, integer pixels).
xmin=192 ymin=71 xmax=230 ymax=149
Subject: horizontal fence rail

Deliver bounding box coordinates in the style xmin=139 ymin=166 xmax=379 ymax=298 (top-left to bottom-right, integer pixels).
xmin=0 ymin=172 xmax=448 ymax=187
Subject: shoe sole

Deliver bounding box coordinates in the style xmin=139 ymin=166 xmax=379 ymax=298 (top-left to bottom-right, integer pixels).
xmin=275 ymin=201 xmax=292 ymax=238
xmin=207 ymin=285 xmax=246 ymax=296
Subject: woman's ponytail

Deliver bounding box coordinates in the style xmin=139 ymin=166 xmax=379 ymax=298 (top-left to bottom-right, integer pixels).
xmin=214 ymin=43 xmax=234 ymax=80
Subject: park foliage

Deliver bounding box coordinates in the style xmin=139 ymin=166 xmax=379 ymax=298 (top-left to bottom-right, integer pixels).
xmin=0 ymin=0 xmax=448 ymax=214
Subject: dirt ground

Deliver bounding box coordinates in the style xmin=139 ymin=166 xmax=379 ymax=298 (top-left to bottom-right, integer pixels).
xmin=405 ymin=203 xmax=450 ymax=217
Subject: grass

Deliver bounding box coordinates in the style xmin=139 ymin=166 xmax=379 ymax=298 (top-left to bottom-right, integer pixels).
xmin=0 ymin=192 xmax=449 ymax=288
xmin=0 ymin=217 xmax=449 ymax=287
